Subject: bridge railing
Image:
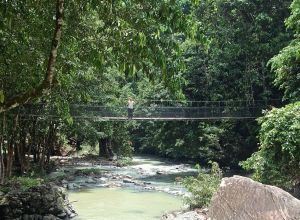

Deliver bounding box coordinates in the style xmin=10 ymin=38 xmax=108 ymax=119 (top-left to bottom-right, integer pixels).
xmin=14 ymin=99 xmax=281 ymax=120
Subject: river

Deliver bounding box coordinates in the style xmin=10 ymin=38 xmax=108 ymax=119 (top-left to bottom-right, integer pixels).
xmin=68 ymin=156 xmax=197 ymax=220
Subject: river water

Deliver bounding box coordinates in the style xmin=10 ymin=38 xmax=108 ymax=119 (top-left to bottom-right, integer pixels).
xmin=68 ymin=156 xmax=196 ymax=220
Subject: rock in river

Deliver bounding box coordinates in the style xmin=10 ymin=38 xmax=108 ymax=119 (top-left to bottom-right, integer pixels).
xmin=123 ymin=178 xmax=135 ymax=184
xmin=162 ymin=211 xmax=206 ymax=220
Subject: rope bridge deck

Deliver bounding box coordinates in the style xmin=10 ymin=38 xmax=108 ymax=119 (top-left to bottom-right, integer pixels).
xmin=15 ymin=100 xmax=281 ymax=121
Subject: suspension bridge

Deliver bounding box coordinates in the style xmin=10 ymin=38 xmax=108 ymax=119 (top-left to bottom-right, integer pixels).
xmin=15 ymin=99 xmax=281 ymax=121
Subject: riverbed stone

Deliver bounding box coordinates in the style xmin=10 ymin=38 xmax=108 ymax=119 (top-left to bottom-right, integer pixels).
xmin=98 ymin=177 xmax=108 ymax=183
xmin=61 ymin=179 xmax=68 ymax=185
xmin=208 ymin=175 xmax=300 ymax=220
xmin=162 ymin=211 xmax=206 ymax=220
xmin=0 ymin=184 xmax=76 ymax=220
xmin=123 ymin=178 xmax=135 ymax=183
xmin=85 ymin=177 xmax=97 ymax=184
xmin=144 ymin=186 xmax=155 ymax=190
xmin=108 ymin=182 xmax=122 ymax=188
xmin=43 ymin=214 xmax=57 ymax=220
xmin=67 ymin=183 xmax=80 ymax=190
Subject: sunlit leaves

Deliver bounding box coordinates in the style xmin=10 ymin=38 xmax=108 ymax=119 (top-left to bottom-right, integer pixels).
xmin=241 ymin=102 xmax=300 ymax=190
xmin=269 ymin=0 xmax=300 ymax=101
xmin=181 ymin=162 xmax=222 ymax=208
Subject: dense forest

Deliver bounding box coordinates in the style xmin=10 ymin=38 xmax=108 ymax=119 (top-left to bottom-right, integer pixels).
xmin=0 ymin=0 xmax=299 ymax=198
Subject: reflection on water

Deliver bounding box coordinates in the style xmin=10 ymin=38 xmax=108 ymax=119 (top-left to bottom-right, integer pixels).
xmin=69 ymin=187 xmax=183 ymax=220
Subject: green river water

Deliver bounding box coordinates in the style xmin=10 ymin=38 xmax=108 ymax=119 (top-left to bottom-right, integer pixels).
xmin=67 ymin=156 xmax=194 ymax=219
xmin=69 ymin=187 xmax=182 ymax=220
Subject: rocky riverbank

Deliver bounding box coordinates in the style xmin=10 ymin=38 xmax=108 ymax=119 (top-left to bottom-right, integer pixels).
xmin=0 ymin=155 xmax=200 ymax=220
xmin=50 ymin=155 xmax=196 ymax=197
xmin=2 ymin=156 xmax=299 ymax=220
xmin=0 ymin=183 xmax=76 ymax=220
xmin=54 ymin=155 xmax=203 ymax=219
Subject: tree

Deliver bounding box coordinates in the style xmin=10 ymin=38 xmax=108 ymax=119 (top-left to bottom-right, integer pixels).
xmin=135 ymin=0 xmax=291 ymax=167
xmin=0 ymin=0 xmax=198 ymax=181
xmin=242 ymin=1 xmax=300 ymax=197
xmin=0 ymin=0 xmax=64 ymax=112
xmin=269 ymin=0 xmax=300 ymax=101
xmin=241 ymin=102 xmax=300 ymax=192
xmin=0 ymin=0 xmax=197 ymax=113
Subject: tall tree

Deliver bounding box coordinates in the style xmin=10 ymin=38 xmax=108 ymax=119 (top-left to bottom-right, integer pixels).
xmin=0 ymin=0 xmax=197 ymax=112
xmin=0 ymin=0 xmax=64 ymax=112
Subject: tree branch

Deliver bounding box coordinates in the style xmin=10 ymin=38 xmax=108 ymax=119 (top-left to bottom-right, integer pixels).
xmin=0 ymin=0 xmax=64 ymax=113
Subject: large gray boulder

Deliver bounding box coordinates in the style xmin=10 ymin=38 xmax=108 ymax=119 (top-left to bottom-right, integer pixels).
xmin=208 ymin=176 xmax=300 ymax=220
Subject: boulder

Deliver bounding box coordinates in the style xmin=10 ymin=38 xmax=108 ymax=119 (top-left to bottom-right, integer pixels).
xmin=208 ymin=176 xmax=300 ymax=220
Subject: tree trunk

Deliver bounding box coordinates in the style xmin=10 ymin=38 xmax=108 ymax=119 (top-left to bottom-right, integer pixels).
xmin=46 ymin=122 xmax=55 ymax=163
xmin=99 ymin=138 xmax=113 ymax=158
xmin=39 ymin=135 xmax=47 ymax=169
xmin=16 ymin=119 xmax=27 ymax=175
xmin=0 ymin=113 xmax=6 ymax=183
xmin=27 ymin=118 xmax=36 ymax=162
xmin=31 ymin=119 xmax=38 ymax=163
xmin=6 ymin=114 xmax=18 ymax=177
xmin=46 ymin=123 xmax=51 ymax=163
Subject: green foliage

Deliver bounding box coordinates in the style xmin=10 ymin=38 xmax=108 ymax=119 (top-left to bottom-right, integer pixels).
xmin=181 ymin=162 xmax=222 ymax=208
xmin=135 ymin=0 xmax=290 ymax=168
xmin=136 ymin=119 xmax=259 ymax=167
xmin=0 ymin=0 xmax=196 ymax=177
xmin=0 ymin=0 xmax=195 ymax=105
xmin=0 ymin=0 xmax=296 ymax=187
xmin=116 ymin=157 xmax=133 ymax=167
xmin=0 ymin=177 xmax=42 ymax=193
xmin=45 ymin=172 xmax=68 ymax=183
xmin=269 ymin=0 xmax=300 ymax=101
xmin=186 ymin=0 xmax=290 ymax=101
xmin=241 ymin=102 xmax=300 ymax=190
